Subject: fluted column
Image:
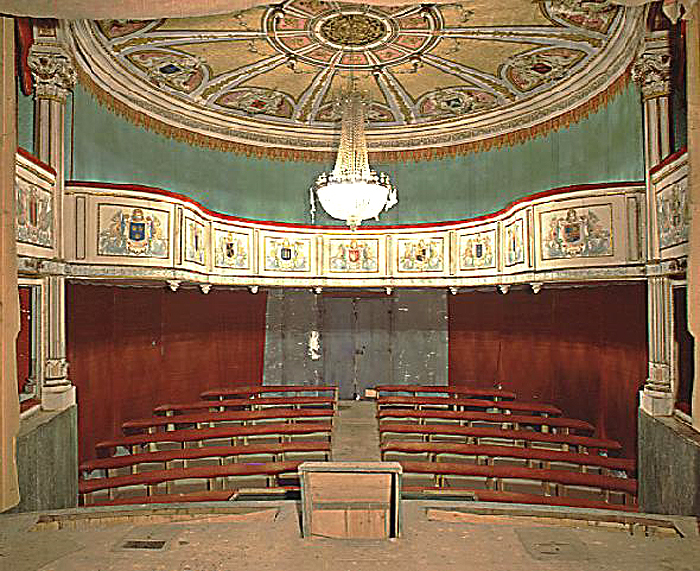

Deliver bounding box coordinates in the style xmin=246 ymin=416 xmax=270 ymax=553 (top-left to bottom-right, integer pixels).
xmin=633 ymin=33 xmax=672 ymax=261
xmin=27 ymin=40 xmax=76 ymax=411
xmin=640 ymin=274 xmax=675 ymax=415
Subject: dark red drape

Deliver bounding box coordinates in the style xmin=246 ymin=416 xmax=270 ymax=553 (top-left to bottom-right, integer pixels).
xmin=448 ymin=284 xmax=648 ymax=458
xmin=16 ymin=286 xmax=31 ymax=393
xmin=67 ymin=284 xmax=267 ymax=462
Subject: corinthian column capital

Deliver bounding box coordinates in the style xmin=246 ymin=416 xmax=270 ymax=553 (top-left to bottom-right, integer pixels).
xmin=632 ymin=50 xmax=671 ymax=100
xmin=27 ymin=45 xmax=76 ymax=102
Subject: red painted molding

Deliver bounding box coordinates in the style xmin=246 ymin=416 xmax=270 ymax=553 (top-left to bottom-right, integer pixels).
xmin=649 ymin=147 xmax=688 ymax=175
xmin=17 ymin=147 xmax=56 ymax=176
xmin=65 ymin=179 xmax=645 ymax=230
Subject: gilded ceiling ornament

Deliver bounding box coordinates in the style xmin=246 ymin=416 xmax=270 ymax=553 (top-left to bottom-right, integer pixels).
xmin=67 ymin=0 xmax=639 ymax=156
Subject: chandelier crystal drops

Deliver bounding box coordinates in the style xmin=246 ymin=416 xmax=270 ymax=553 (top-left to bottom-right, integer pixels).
xmin=310 ymin=87 xmax=397 ymax=230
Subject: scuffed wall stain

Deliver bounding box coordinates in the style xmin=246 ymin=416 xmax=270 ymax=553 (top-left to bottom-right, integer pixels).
xmin=308 ymin=330 xmax=321 ymax=360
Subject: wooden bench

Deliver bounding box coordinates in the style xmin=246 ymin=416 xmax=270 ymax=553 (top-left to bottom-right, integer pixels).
xmin=377 ymin=396 xmax=561 ymax=416
xmin=81 ymin=441 xmax=331 ymax=478
xmin=378 ymin=422 xmax=621 ymax=454
xmin=80 ymin=460 xmax=303 ymax=505
xmin=380 ymin=442 xmax=635 ymax=477
xmin=155 ymin=396 xmax=336 ymax=416
xmin=123 ymin=408 xmax=335 ymax=435
xmin=375 ymin=385 xmax=516 ymax=401
xmin=378 ymin=409 xmax=593 ymax=435
xmin=398 ymin=460 xmax=637 ymax=506
xmin=402 ymin=487 xmax=638 ymax=512
xmin=201 ymin=385 xmax=338 ymax=401
xmin=95 ymin=421 xmax=333 ymax=457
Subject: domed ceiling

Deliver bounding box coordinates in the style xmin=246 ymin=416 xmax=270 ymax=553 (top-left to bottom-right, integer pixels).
xmin=67 ymin=0 xmax=641 ymax=157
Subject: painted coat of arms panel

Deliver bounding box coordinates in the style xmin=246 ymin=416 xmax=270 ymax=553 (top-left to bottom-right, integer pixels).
xmin=328 ymin=237 xmax=380 ymax=273
xmin=503 ymin=218 xmax=525 ymax=267
xmin=459 ymin=229 xmax=497 ymax=270
xmin=396 ymin=236 xmax=445 ymax=273
xmin=97 ymin=204 xmax=169 ymax=258
xmin=263 ymin=235 xmax=311 ymax=272
xmin=657 ymin=181 xmax=688 ymax=250
xmin=184 ymin=217 xmax=207 ymax=266
xmin=214 ymin=228 xmax=251 ymax=270
xmin=15 ymin=177 xmax=53 ymax=248
xmin=541 ymin=205 xmax=613 ymax=260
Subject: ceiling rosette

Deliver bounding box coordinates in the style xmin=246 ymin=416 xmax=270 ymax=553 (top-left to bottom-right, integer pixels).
xmin=66 ymin=0 xmax=643 ymax=160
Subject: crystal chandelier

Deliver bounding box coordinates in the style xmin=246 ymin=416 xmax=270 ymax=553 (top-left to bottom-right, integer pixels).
xmin=310 ymin=87 xmax=397 ymax=229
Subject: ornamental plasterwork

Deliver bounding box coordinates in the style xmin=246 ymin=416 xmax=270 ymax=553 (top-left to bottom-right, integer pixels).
xmin=97 ymin=204 xmax=169 ymax=258
xmin=184 ymin=217 xmax=207 ymax=265
xmin=328 ymin=238 xmax=380 ymax=273
xmin=632 ymin=50 xmax=671 ymax=99
xmin=396 ymin=236 xmax=445 ymax=273
xmin=263 ymin=235 xmax=311 ymax=272
xmin=504 ymin=218 xmax=526 ymax=267
xmin=541 ymin=205 xmax=613 ymax=259
xmin=459 ymin=230 xmax=497 ymax=270
xmin=66 ymin=0 xmax=640 ymax=154
xmin=27 ymin=44 xmax=77 ymax=101
xmin=15 ymin=177 xmax=53 ymax=248
xmin=657 ymin=180 xmax=689 ymax=249
xmin=214 ymin=228 xmax=251 ymax=270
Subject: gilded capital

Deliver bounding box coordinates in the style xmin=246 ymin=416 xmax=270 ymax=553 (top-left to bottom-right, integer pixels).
xmin=632 ymin=50 xmax=671 ymax=100
xmin=27 ymin=46 xmax=77 ymax=102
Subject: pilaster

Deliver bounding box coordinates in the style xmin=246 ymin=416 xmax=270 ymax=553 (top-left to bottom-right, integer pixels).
xmin=640 ymin=272 xmax=675 ymax=416
xmin=633 ymin=32 xmax=672 ymax=261
xmin=27 ymin=30 xmax=76 ymax=411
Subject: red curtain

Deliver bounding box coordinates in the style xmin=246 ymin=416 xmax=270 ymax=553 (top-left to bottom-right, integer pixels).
xmin=448 ymin=285 xmax=648 ymax=457
xmin=67 ymin=284 xmax=267 ymax=462
xmin=16 ymin=286 xmax=31 ymax=393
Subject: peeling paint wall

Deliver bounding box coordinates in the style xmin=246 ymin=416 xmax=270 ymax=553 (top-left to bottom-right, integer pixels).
xmin=263 ymin=289 xmax=447 ymax=396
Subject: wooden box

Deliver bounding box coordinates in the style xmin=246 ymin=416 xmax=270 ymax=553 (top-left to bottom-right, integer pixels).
xmin=299 ymin=462 xmax=402 ymax=539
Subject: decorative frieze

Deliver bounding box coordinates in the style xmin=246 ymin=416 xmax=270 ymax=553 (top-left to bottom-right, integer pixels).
xmin=396 ymin=236 xmax=445 ymax=273
xmin=263 ymin=234 xmax=312 ymax=273
xmin=15 ymin=176 xmax=53 ymax=248
xmin=213 ymin=228 xmax=251 ymax=270
xmin=541 ymin=206 xmax=613 ymax=260
xmin=97 ymin=204 xmax=169 ymax=258
xmin=327 ymin=237 xmax=380 ymax=274
xmin=657 ymin=180 xmax=689 ymax=250
xmin=183 ymin=216 xmax=207 ymax=266
xmin=458 ymin=229 xmax=497 ymax=271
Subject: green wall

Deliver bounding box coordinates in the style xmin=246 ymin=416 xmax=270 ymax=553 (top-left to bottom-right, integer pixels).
xmin=71 ymin=83 xmax=644 ymax=225
xmin=16 ymin=85 xmax=33 ymax=153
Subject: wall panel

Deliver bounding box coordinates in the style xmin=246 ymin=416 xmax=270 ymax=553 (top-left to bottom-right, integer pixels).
xmin=448 ymin=285 xmax=647 ymax=457
xmin=67 ymin=284 xmax=266 ymax=461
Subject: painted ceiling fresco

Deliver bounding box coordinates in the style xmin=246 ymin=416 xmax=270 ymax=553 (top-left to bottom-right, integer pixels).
xmin=68 ymin=0 xmax=640 ymax=154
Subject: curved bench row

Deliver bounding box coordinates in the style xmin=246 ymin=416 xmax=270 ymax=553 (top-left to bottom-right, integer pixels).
xmin=155 ymin=395 xmax=336 ymax=416
xmin=398 ymin=460 xmax=636 ymax=509
xmin=378 ymin=396 xmax=561 ymax=416
xmin=378 ymin=409 xmax=594 ymax=435
xmin=122 ymin=408 xmax=334 ymax=435
xmin=81 ymin=441 xmax=331 ymax=479
xmin=379 ymin=421 xmax=621 ymax=454
xmin=375 ymin=385 xmax=516 ymax=401
xmin=381 ymin=442 xmax=635 ymax=477
xmin=80 ymin=460 xmax=302 ymax=506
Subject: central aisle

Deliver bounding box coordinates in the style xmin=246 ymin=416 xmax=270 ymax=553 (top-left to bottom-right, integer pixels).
xmin=331 ymin=400 xmax=381 ymax=461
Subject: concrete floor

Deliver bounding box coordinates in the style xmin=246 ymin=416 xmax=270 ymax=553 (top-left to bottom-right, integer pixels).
xmin=331 ymin=401 xmax=381 ymax=462
xmin=1 ymin=501 xmax=698 ymax=571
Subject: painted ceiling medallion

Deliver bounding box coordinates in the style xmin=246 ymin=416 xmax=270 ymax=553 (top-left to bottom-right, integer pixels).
xmin=67 ymin=0 xmax=641 ymax=155
xmin=319 ymin=13 xmax=388 ymax=47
